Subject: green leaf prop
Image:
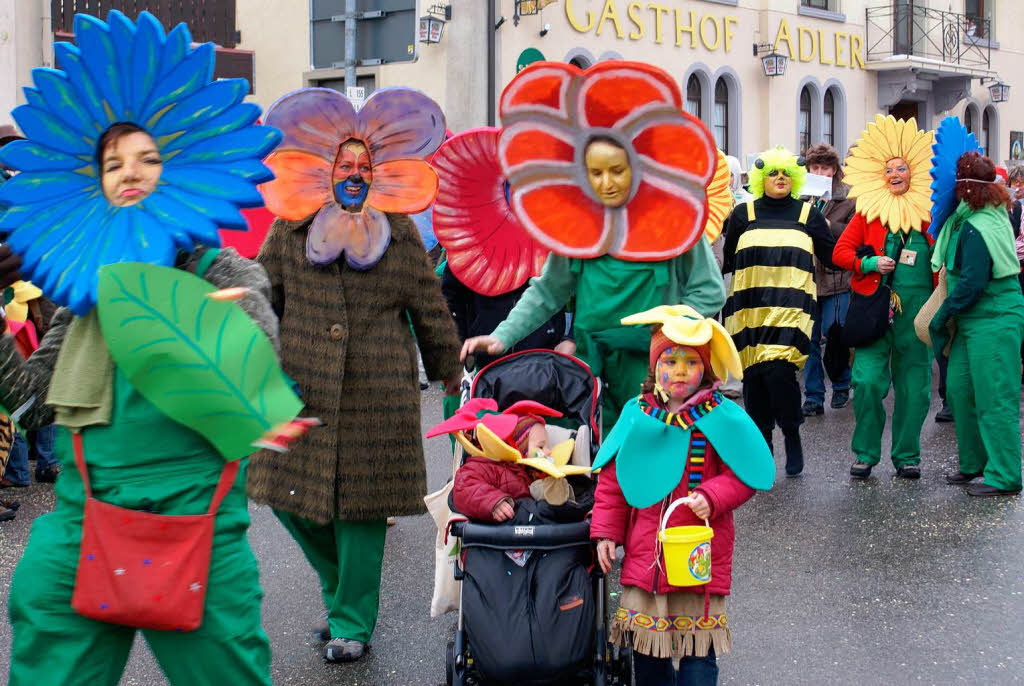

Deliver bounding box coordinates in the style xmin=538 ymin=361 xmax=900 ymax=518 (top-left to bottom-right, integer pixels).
xmin=97 ymin=263 xmax=302 ymax=459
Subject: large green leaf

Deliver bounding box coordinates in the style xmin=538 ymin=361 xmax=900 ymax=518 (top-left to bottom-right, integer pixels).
xmin=98 ymin=262 xmax=302 ymax=459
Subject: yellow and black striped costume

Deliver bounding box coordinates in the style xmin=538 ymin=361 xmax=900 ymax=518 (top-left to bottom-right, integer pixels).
xmin=724 ymin=201 xmax=816 ymax=371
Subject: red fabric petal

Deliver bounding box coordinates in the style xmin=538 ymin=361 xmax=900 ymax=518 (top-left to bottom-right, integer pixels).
xmin=617 ymin=180 xmax=706 ymax=261
xmin=218 ymin=206 xmax=274 ymax=259
xmin=499 ymin=125 xmax=576 ymax=172
xmin=632 ymin=118 xmax=717 ymax=184
xmin=503 ymin=401 xmax=562 ymax=419
xmin=434 ymin=128 xmax=549 ymax=296
xmin=499 ymin=63 xmax=577 ymax=121
xmin=579 ymin=63 xmax=682 ymax=130
xmin=513 ymin=183 xmax=609 ymax=258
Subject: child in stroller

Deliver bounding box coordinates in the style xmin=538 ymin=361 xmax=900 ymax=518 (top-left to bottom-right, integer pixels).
xmin=429 ymin=350 xmax=632 ymax=686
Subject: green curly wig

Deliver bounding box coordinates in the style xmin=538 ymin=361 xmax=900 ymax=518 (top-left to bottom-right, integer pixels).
xmin=748 ymin=147 xmax=807 ymax=199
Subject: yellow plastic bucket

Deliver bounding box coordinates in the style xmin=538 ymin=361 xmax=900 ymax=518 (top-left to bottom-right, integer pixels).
xmin=658 ymin=498 xmax=714 ymax=587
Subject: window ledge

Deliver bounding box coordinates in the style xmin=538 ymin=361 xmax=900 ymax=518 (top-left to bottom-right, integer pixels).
xmin=701 ymin=0 xmax=738 ymax=5
xmin=964 ymin=35 xmax=999 ymax=50
xmin=797 ymin=6 xmax=846 ymax=23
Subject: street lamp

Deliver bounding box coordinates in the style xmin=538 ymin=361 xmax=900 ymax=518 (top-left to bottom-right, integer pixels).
xmin=989 ymin=80 xmax=1010 ymax=103
xmin=419 ymin=4 xmax=451 ymax=45
xmin=514 ymin=0 xmax=558 ymax=26
xmin=753 ymin=42 xmax=788 ymax=77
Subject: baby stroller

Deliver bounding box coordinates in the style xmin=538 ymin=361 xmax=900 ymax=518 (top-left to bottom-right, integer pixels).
xmin=444 ymin=350 xmax=633 ymax=686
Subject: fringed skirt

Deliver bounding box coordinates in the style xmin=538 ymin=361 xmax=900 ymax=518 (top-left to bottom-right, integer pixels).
xmin=610 ymin=587 xmax=731 ymax=660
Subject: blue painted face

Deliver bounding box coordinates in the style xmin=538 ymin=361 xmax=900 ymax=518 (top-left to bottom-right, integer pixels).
xmin=332 ymin=140 xmax=373 ymax=211
xmin=335 ymin=176 xmax=369 ymax=208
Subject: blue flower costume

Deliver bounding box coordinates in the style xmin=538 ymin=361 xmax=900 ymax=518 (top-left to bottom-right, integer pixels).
xmin=1 ymin=12 xmax=283 ymax=686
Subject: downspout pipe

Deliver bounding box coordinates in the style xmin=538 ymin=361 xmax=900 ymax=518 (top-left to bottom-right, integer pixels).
xmin=487 ymin=0 xmax=495 ymax=126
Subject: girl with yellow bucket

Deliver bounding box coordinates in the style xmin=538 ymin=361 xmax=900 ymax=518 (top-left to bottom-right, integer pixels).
xmin=590 ymin=305 xmax=774 ymax=685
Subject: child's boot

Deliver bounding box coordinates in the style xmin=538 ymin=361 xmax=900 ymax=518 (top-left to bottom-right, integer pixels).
xmin=784 ymin=431 xmax=803 ymax=476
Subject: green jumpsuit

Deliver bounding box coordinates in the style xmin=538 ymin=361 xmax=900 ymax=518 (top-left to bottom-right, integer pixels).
xmin=7 ymin=370 xmax=271 ymax=686
xmin=933 ymin=214 xmax=1024 ymax=491
xmin=850 ymin=230 xmax=934 ymax=467
xmin=492 ymin=244 xmax=726 ymax=431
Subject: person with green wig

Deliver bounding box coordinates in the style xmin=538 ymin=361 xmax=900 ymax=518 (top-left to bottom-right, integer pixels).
xmin=720 ymin=147 xmax=835 ymax=476
xmin=930 ymin=152 xmax=1024 ymax=496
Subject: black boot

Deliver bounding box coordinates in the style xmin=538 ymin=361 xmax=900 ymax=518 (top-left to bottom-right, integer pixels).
xmin=784 ymin=431 xmax=804 ymax=476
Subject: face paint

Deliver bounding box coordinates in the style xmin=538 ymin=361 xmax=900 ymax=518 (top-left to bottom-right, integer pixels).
xmin=584 ymin=139 xmax=632 ymax=208
xmin=884 ymin=157 xmax=910 ymax=196
xmin=333 ymin=140 xmax=373 ymax=210
xmin=654 ymin=345 xmax=705 ymax=403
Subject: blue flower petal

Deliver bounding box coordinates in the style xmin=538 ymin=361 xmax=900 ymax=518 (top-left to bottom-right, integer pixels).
xmin=12 ymin=104 xmax=94 ymax=156
xmin=129 ymin=13 xmax=166 ymax=118
xmin=125 ymin=209 xmax=176 ymax=265
xmin=139 ymin=190 xmax=219 ymax=247
xmin=929 ymin=116 xmax=982 ymax=238
xmin=75 ymin=13 xmax=126 ymax=120
xmin=0 ymin=139 xmax=89 ymax=172
xmin=107 ymin=11 xmax=139 ymax=118
xmin=160 ymin=23 xmax=192 ymax=78
xmin=166 ymin=126 xmax=281 ymax=166
xmin=159 ymin=103 xmax=263 ymax=154
xmin=0 ymin=170 xmax=93 ymax=205
xmin=185 ymin=159 xmax=276 ymax=184
xmin=160 ymin=167 xmax=264 ymax=208
xmin=33 ymin=69 xmax=98 ymax=137
xmin=140 ymin=44 xmax=213 ymax=123
xmin=3 ymin=195 xmax=88 ymax=244
xmin=159 ymin=185 xmax=247 ymax=230
xmin=149 ymin=79 xmax=248 ymax=137
xmin=23 ymin=87 xmax=45 ymax=111
xmin=53 ymin=43 xmax=109 ymax=129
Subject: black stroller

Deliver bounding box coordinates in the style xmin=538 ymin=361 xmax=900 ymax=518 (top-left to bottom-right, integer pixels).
xmin=444 ymin=350 xmax=633 ymax=686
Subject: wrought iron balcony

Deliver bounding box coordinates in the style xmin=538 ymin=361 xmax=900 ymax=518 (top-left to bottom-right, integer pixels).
xmin=51 ymin=0 xmax=239 ymax=48
xmin=865 ymin=2 xmax=991 ymax=71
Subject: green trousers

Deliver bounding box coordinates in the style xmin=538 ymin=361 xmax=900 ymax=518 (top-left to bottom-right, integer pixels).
xmin=850 ymin=299 xmax=932 ymax=467
xmin=946 ymin=300 xmax=1024 ymax=491
xmin=274 ymin=511 xmax=387 ymax=643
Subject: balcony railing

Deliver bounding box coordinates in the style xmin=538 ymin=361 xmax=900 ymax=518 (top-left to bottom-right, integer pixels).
xmin=865 ymin=3 xmax=991 ymax=70
xmin=51 ymin=0 xmax=238 ymax=48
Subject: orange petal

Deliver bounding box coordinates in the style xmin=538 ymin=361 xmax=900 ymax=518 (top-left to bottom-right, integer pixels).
xmin=499 ymin=63 xmax=575 ymax=121
xmin=580 ymin=65 xmax=681 ymax=129
xmin=513 ymin=182 xmax=608 ymax=257
xmin=617 ymin=180 xmax=706 ymax=261
xmin=632 ymin=119 xmax=717 ymax=184
xmin=365 ymin=159 xmax=439 ymax=214
xmin=499 ymin=124 xmax=576 ymax=173
xmin=260 ymin=151 xmax=331 ymax=221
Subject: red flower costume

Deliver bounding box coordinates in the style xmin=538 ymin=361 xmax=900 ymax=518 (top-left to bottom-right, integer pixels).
xmin=497 ymin=61 xmax=717 ymax=262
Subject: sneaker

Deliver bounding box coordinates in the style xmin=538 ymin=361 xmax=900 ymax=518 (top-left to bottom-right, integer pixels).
xmin=0 ymin=504 xmax=14 ymax=522
xmin=312 ymin=612 xmax=331 ymax=642
xmin=895 ymin=465 xmax=921 ymax=479
xmin=324 ymin=637 xmax=367 ymax=663
xmin=945 ymin=470 xmax=982 ymax=485
xmin=802 ymin=400 xmax=824 ymax=417
xmin=35 ymin=466 xmax=59 ymax=483
xmin=935 ymin=403 xmax=953 ymax=423
xmin=830 ymin=390 xmax=850 ymax=409
xmin=850 ymin=461 xmax=872 ymax=479
xmin=0 ymin=477 xmax=28 ymax=488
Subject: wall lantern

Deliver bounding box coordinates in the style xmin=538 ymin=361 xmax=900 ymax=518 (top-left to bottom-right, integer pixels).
xmin=989 ymin=80 xmax=1010 ymax=103
xmin=514 ymin=0 xmax=557 ymax=26
xmin=753 ymin=42 xmax=788 ymax=78
xmin=419 ymin=4 xmax=451 ymax=44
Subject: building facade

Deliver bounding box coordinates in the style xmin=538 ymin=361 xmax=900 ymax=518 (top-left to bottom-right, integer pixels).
xmin=2 ymin=1 xmax=1021 ymax=168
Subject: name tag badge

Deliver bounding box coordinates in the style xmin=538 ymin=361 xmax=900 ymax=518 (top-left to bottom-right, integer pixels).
xmin=899 ymin=249 xmax=917 ymax=266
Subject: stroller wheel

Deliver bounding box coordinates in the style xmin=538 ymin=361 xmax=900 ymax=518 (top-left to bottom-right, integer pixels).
xmin=445 ymin=640 xmax=455 ymax=686
xmin=609 ymin=643 xmax=634 ymax=685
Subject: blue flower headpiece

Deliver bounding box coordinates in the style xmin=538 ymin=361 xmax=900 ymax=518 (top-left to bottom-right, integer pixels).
xmin=929 ymin=115 xmax=982 ymax=238
xmin=0 ymin=11 xmax=282 ymax=314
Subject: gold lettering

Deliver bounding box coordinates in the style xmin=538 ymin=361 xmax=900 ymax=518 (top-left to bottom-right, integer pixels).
xmin=850 ymin=33 xmax=866 ymax=69
xmin=647 ymin=3 xmax=670 ymax=44
xmin=817 ymin=29 xmax=832 ymax=65
xmin=834 ymin=31 xmax=848 ymax=67
xmin=564 ymin=0 xmax=595 ymax=33
xmin=674 ymin=8 xmax=697 ymax=48
xmin=723 ymin=16 xmax=738 ymax=52
xmin=774 ymin=18 xmax=796 ymax=58
xmin=627 ymin=2 xmax=645 ymax=40
xmin=595 ymin=0 xmax=624 ymax=39
xmin=797 ymin=26 xmax=815 ymax=62
xmin=700 ymin=15 xmax=721 ymax=51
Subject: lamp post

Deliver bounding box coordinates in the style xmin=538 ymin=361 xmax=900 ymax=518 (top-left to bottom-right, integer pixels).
xmin=419 ymin=4 xmax=451 ymax=44
xmin=514 ymin=0 xmax=557 ymax=26
xmin=989 ymin=80 xmax=1010 ymax=103
xmin=753 ymin=43 xmax=788 ymax=77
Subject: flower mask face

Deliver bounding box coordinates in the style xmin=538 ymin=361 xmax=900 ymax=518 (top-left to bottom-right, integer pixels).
xmin=100 ymin=130 xmax=163 ymax=207
xmin=333 ymin=140 xmax=373 ymax=211
xmin=655 ymin=345 xmax=705 ymax=402
xmin=584 ymin=139 xmax=632 ymax=208
xmin=885 ymin=157 xmax=910 ymax=196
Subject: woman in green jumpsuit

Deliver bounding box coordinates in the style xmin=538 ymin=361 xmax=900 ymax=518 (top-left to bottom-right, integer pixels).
xmin=930 ymin=153 xmax=1024 ymax=496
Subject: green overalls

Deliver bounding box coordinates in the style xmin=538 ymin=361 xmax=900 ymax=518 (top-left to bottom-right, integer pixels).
xmin=7 ymin=370 xmax=271 ymax=686
xmin=940 ymin=222 xmax=1024 ymax=491
xmin=850 ymin=230 xmax=933 ymax=467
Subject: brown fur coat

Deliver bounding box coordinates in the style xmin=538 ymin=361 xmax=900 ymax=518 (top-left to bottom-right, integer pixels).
xmin=247 ymin=213 xmax=460 ymax=523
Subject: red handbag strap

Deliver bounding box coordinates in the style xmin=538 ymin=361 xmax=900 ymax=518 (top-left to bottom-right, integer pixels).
xmin=71 ymin=432 xmax=240 ymax=515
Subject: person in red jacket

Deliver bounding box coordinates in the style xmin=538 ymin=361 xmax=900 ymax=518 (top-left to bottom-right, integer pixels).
xmin=591 ymin=305 xmax=774 ymax=686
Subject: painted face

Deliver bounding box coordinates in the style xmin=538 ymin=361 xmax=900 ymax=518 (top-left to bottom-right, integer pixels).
xmin=763 ymin=167 xmax=794 ymax=199
xmin=100 ymin=131 xmax=163 ymax=207
xmin=655 ymin=345 xmax=705 ymax=402
xmin=809 ymin=163 xmax=836 ymax=179
xmin=333 ymin=140 xmax=373 ymax=210
xmin=584 ymin=139 xmax=632 ymax=208
xmin=884 ymin=157 xmax=911 ymax=196
xmin=526 ymin=422 xmax=550 ymax=460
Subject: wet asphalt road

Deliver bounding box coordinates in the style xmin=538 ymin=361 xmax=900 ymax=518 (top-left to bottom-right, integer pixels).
xmin=1 ymin=379 xmax=1023 ymax=685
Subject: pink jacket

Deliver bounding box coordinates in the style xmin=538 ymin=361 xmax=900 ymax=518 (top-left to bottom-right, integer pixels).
xmin=590 ymin=443 xmax=754 ymax=596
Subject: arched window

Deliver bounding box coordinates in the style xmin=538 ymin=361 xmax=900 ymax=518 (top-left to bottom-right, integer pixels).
xmin=568 ymin=56 xmax=591 ymax=69
xmin=823 ymin=89 xmax=835 ymax=147
xmin=964 ymin=106 xmax=975 ymax=135
xmin=981 ymin=107 xmax=991 ymax=157
xmin=799 ymin=86 xmax=812 ymax=154
xmin=686 ymin=75 xmax=702 ymax=120
xmin=713 ymin=79 xmax=729 ymax=153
